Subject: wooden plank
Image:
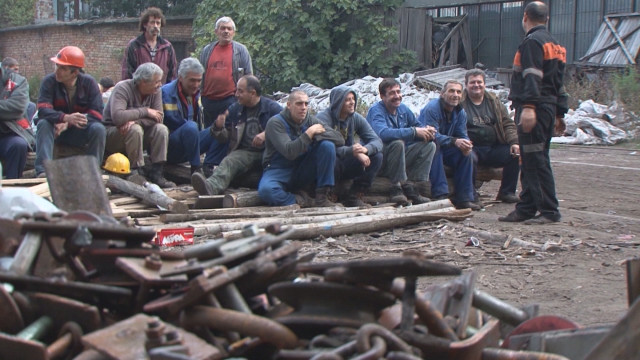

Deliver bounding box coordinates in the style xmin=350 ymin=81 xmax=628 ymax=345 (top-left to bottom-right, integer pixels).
xmin=193 ymin=195 xmax=225 ymax=209
xmin=9 ymin=232 xmax=42 ymax=275
xmin=1 ymin=178 xmax=47 ymax=186
xmin=425 ymin=14 xmax=433 ymax=68
xmin=584 ymin=295 xmax=640 ymax=360
xmin=110 ymin=196 xmax=141 ymax=206
xmin=461 ymin=19 xmax=473 ymax=69
xmin=450 ymin=28 xmax=459 ymax=67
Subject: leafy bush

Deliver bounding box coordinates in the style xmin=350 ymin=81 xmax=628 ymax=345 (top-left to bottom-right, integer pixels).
xmin=612 ymin=66 xmax=640 ymax=114
xmin=0 ymin=0 xmax=33 ymax=28
xmin=193 ymin=0 xmax=416 ymax=93
xmin=28 ymin=75 xmax=41 ymax=102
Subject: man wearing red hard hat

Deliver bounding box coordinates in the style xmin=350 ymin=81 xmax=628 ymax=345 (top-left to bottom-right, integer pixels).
xmin=34 ymin=46 xmax=106 ymax=177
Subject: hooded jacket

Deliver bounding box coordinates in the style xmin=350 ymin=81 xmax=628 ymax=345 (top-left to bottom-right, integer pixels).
xmin=121 ymin=34 xmax=177 ymax=84
xmin=461 ymin=89 xmax=518 ymax=146
xmin=417 ymin=98 xmax=469 ymax=148
xmin=0 ymin=67 xmax=34 ymax=148
xmin=263 ymin=107 xmax=344 ymax=168
xmin=316 ymin=86 xmax=382 ymax=159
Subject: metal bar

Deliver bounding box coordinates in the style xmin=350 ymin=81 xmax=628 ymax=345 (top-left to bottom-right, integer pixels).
xmin=603 ymin=16 xmax=636 ymax=64
xmin=473 ymin=289 xmax=529 ymax=327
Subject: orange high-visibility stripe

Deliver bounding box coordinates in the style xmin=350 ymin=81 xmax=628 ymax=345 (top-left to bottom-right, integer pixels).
xmin=543 ymin=43 xmax=566 ymax=63
xmin=513 ymin=51 xmax=521 ymax=66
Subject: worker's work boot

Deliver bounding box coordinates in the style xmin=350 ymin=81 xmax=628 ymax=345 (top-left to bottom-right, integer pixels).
xmin=127 ymin=168 xmax=147 ymax=186
xmin=343 ymin=185 xmax=371 ymax=208
xmin=389 ymin=185 xmax=409 ymax=205
xmin=402 ymin=182 xmax=431 ymax=205
xmin=314 ymin=187 xmax=338 ymax=207
xmin=148 ymin=163 xmax=176 ymax=189
xmin=294 ymin=190 xmax=314 ymax=208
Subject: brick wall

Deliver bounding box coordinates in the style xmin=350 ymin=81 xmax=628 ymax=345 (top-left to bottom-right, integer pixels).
xmin=0 ymin=17 xmax=196 ymax=94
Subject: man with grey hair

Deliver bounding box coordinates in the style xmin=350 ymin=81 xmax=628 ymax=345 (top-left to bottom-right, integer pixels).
xmin=418 ymin=79 xmax=480 ymax=210
xmin=104 ymin=62 xmax=175 ymax=188
xmin=198 ymin=16 xmax=253 ymax=177
xmin=462 ymin=68 xmax=520 ymax=204
xmin=162 ymin=57 xmax=207 ymax=175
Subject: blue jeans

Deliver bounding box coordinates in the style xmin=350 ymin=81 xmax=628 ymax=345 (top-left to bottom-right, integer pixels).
xmin=199 ymin=128 xmax=227 ymax=166
xmin=167 ymin=121 xmax=201 ymax=166
xmin=472 ymin=144 xmax=519 ymax=195
xmin=35 ymin=120 xmax=106 ymax=175
xmin=0 ymin=133 xmax=28 ymax=179
xmin=258 ymin=140 xmax=336 ymax=206
xmin=429 ymin=145 xmax=474 ymax=203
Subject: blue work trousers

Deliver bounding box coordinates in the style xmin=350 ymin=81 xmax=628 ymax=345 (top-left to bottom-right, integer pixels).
xmin=167 ymin=121 xmax=201 ymax=166
xmin=202 ymin=96 xmax=236 ymax=129
xmin=199 ymin=128 xmax=227 ymax=166
xmin=429 ymin=145 xmax=474 ymax=203
xmin=258 ymin=140 xmax=336 ymax=206
xmin=0 ymin=134 xmax=28 ymax=179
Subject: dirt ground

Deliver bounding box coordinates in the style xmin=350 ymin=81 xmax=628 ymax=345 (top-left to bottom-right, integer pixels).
xmin=297 ymin=143 xmax=640 ymax=328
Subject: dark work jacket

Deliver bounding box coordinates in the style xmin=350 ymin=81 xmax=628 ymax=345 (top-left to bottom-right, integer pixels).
xmin=36 ymin=72 xmax=103 ymax=125
xmin=211 ymin=96 xmax=282 ymax=152
xmin=509 ymin=25 xmax=568 ymax=116
xmin=0 ymin=67 xmax=34 ymax=148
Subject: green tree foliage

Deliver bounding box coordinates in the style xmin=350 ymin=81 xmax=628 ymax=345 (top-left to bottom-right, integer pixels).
xmin=193 ymin=0 xmax=415 ymax=92
xmin=87 ymin=0 xmax=199 ymax=18
xmin=0 ymin=0 xmax=34 ymax=28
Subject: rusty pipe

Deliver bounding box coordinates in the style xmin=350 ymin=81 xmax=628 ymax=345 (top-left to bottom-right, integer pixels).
xmin=415 ymin=297 xmax=459 ymax=341
xmin=482 ymin=348 xmax=570 ymax=360
xmin=473 ymin=290 xmax=529 ymax=326
xmin=17 ymin=316 xmax=53 ymax=341
xmin=182 ymin=305 xmax=298 ymax=349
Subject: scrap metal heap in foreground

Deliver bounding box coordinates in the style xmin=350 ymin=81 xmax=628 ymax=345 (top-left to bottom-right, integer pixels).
xmin=1 ymin=208 xmax=638 ymax=360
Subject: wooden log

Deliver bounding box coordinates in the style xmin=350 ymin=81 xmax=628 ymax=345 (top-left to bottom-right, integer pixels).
xmin=223 ymin=191 xmax=265 ymax=208
xmin=105 ymin=175 xmax=189 ymax=214
xmin=194 ymin=195 xmax=225 ymax=209
xmin=1 ymin=178 xmax=47 ymax=186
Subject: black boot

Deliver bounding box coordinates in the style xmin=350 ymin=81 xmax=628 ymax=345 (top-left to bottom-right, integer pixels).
xmin=148 ymin=163 xmax=176 ymax=189
xmin=343 ymin=185 xmax=371 ymax=208
xmin=294 ymin=190 xmax=314 ymax=208
xmin=402 ymin=182 xmax=430 ymax=204
xmin=389 ymin=185 xmax=409 ymax=205
xmin=190 ymin=165 xmax=203 ymax=175
xmin=315 ymin=187 xmax=338 ymax=207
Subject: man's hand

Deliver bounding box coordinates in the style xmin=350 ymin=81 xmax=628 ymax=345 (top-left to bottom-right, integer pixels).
xmin=554 ymin=115 xmax=566 ymax=136
xmin=455 ymin=138 xmax=473 ymax=156
xmin=415 ymin=126 xmax=436 ymax=141
xmin=520 ymin=107 xmax=537 ymax=133
xmin=305 ymin=124 xmax=325 ymax=139
xmin=64 ymin=113 xmax=87 ymax=128
xmin=118 ymin=121 xmax=134 ymax=136
xmin=510 ymin=144 xmax=520 ymax=158
xmin=252 ymin=131 xmax=266 ymax=148
xmin=215 ymin=110 xmax=228 ymax=129
xmin=147 ymin=108 xmax=163 ymax=123
xmin=352 ymin=143 xmax=368 ymax=155
xmin=54 ymin=122 xmax=68 ymax=137
xmin=355 ymin=153 xmax=371 ymax=167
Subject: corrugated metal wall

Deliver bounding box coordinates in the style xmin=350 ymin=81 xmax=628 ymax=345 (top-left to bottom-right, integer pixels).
xmin=412 ymin=0 xmax=638 ymax=68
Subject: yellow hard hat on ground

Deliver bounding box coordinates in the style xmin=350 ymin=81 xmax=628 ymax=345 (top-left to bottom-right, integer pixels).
xmin=103 ymin=153 xmax=131 ymax=174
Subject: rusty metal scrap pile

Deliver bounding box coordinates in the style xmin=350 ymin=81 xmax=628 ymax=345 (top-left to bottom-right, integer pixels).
xmin=3 ymin=208 xmax=634 ymax=360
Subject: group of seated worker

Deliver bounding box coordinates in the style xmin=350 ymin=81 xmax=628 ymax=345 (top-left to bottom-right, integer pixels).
xmin=191 ymin=71 xmax=520 ymax=209
xmin=0 ymin=45 xmax=519 ymax=209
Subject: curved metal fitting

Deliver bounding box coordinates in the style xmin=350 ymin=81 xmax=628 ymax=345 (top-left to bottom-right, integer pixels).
xmin=352 ymin=336 xmax=387 ymax=360
xmin=181 ymin=305 xmax=298 ymax=349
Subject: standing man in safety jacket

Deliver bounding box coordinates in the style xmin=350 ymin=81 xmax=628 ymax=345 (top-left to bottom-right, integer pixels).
xmin=499 ymin=1 xmax=567 ymax=225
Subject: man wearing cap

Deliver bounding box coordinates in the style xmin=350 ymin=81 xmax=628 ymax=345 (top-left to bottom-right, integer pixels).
xmin=35 ymin=46 xmax=106 ymax=177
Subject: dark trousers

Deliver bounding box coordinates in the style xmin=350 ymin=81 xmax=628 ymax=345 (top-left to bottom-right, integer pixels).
xmin=429 ymin=145 xmax=475 ymax=203
xmin=472 ymin=144 xmax=520 ymax=195
xmin=202 ymin=95 xmax=236 ymax=129
xmin=0 ymin=133 xmax=28 ymax=179
xmin=335 ymin=152 xmax=383 ymax=190
xmin=515 ymin=104 xmax=560 ymax=221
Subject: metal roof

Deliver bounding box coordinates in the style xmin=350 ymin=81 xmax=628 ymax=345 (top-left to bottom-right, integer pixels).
xmin=413 ymin=65 xmax=503 ymax=90
xmin=579 ymin=13 xmax=640 ymax=65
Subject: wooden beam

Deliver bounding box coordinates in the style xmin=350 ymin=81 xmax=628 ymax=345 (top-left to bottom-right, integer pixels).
xmin=604 ymin=16 xmax=636 ymax=64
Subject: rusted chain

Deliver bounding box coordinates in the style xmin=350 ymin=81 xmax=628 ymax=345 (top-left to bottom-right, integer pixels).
xmin=355 ymin=323 xmax=413 ymax=354
xmin=309 ymin=340 xmax=357 ymax=360
xmin=415 ymin=297 xmax=459 ymax=341
xmin=386 ymin=351 xmax=425 ymax=360
xmin=181 ymin=305 xmax=298 ymax=349
xmin=352 ymin=336 xmax=387 ymax=360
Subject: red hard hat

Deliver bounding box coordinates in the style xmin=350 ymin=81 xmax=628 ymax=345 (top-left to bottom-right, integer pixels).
xmin=50 ymin=46 xmax=86 ymax=68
